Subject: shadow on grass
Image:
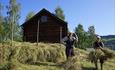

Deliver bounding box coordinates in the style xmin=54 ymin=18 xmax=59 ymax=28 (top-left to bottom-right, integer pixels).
xmin=82 ymin=67 xmax=96 ymax=70
xmin=29 ymin=61 xmax=61 ymax=67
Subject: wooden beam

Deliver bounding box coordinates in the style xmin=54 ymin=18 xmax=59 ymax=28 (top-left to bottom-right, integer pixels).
xmin=60 ymin=26 xmax=62 ymax=43
xmin=37 ymin=20 xmax=39 ymax=45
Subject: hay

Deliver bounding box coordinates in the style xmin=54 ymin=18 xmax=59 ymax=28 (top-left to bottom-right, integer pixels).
xmin=100 ymin=48 xmax=115 ymax=59
xmin=62 ymin=56 xmax=82 ymax=70
xmin=0 ymin=42 xmax=66 ymax=64
xmin=89 ymin=48 xmax=115 ymax=60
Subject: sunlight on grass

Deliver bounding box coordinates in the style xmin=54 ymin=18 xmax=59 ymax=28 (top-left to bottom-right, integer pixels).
xmin=0 ymin=41 xmax=115 ymax=70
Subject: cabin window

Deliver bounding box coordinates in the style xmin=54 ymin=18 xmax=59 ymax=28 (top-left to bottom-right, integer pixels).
xmin=41 ymin=16 xmax=47 ymax=23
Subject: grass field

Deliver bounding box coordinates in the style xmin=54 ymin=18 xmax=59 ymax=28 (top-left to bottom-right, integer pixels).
xmin=0 ymin=41 xmax=115 ymax=70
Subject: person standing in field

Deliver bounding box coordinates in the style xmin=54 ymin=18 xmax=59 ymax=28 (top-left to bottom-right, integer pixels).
xmin=93 ymin=35 xmax=104 ymax=49
xmin=62 ymin=32 xmax=78 ymax=59
xmin=92 ymin=35 xmax=104 ymax=70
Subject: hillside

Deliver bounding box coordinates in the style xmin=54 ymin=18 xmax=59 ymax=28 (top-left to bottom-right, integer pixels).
xmin=101 ymin=35 xmax=115 ymax=39
xmin=0 ymin=41 xmax=115 ymax=70
xmin=101 ymin=35 xmax=115 ymax=50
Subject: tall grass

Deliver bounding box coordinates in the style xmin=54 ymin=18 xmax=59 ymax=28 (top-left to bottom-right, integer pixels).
xmin=0 ymin=41 xmax=73 ymax=70
xmin=1 ymin=41 xmax=115 ymax=70
xmin=0 ymin=42 xmax=66 ymax=64
xmin=0 ymin=41 xmax=84 ymax=70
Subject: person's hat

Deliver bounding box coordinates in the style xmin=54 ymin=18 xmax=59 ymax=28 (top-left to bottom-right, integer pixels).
xmin=96 ymin=35 xmax=101 ymax=39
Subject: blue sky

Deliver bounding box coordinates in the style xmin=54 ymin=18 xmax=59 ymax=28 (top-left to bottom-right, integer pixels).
xmin=1 ymin=0 xmax=115 ymax=35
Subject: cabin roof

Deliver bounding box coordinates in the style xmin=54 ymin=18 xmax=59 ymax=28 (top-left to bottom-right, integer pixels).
xmin=22 ymin=8 xmax=67 ymax=27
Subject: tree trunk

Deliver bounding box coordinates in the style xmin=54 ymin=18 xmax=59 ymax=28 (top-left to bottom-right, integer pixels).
xmin=11 ymin=22 xmax=13 ymax=46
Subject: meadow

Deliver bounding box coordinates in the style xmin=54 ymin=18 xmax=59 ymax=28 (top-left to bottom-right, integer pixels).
xmin=0 ymin=41 xmax=115 ymax=70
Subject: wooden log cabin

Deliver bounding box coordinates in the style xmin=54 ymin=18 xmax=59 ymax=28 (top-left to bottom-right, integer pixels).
xmin=22 ymin=8 xmax=68 ymax=43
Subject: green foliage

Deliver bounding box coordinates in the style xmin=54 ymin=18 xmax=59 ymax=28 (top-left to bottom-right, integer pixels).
xmin=25 ymin=11 xmax=35 ymax=21
xmin=88 ymin=26 xmax=95 ymax=35
xmin=0 ymin=2 xmax=4 ymax=42
xmin=13 ymin=26 xmax=23 ymax=42
xmin=6 ymin=0 xmax=21 ymax=41
xmin=0 ymin=0 xmax=22 ymax=42
xmin=0 ymin=23 xmax=4 ymax=42
xmin=55 ymin=6 xmax=65 ymax=20
xmin=104 ymin=38 xmax=115 ymax=42
xmin=74 ymin=24 xmax=96 ymax=49
xmin=87 ymin=26 xmax=96 ymax=47
xmin=102 ymin=38 xmax=115 ymax=50
xmin=74 ymin=24 xmax=87 ymax=49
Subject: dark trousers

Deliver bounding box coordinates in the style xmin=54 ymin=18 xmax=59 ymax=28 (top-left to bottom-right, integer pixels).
xmin=66 ymin=47 xmax=75 ymax=59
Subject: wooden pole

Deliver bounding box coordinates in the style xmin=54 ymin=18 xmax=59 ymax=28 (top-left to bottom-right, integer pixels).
xmin=37 ymin=20 xmax=39 ymax=45
xmin=60 ymin=26 xmax=62 ymax=43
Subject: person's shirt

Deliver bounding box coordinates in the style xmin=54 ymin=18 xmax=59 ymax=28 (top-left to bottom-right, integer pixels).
xmin=62 ymin=34 xmax=78 ymax=48
xmin=93 ymin=41 xmax=104 ymax=49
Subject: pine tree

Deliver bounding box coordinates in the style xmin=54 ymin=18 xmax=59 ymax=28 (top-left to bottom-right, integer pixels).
xmin=87 ymin=26 xmax=96 ymax=47
xmin=75 ymin=24 xmax=86 ymax=49
xmin=55 ymin=6 xmax=65 ymax=20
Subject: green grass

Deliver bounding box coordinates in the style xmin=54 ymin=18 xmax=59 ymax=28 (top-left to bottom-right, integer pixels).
xmin=0 ymin=41 xmax=115 ymax=70
xmin=81 ymin=57 xmax=115 ymax=70
xmin=102 ymin=38 xmax=115 ymax=42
